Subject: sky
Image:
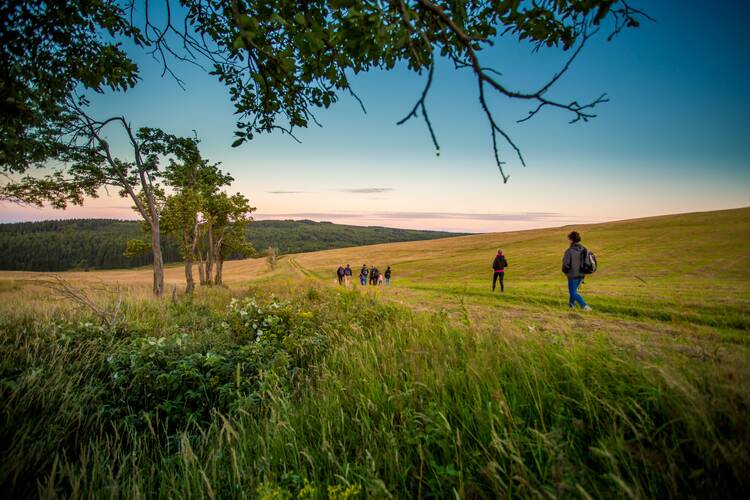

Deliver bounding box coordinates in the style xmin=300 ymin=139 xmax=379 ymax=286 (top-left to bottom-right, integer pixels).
xmin=2 ymin=1 xmax=749 ymax=232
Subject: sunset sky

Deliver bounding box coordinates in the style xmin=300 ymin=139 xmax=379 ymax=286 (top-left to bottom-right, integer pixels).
xmin=2 ymin=1 xmax=748 ymax=233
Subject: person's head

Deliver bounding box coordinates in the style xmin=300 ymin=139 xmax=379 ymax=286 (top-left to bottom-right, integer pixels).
xmin=568 ymin=231 xmax=582 ymax=244
xmin=346 ymin=264 xmax=350 ymax=267
xmin=497 ymin=248 xmax=503 ymax=255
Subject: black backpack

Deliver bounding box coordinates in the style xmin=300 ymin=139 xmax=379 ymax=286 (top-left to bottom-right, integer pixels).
xmin=580 ymin=247 xmax=597 ymax=275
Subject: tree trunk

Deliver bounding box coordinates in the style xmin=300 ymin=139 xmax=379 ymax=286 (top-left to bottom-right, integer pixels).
xmin=184 ymin=258 xmax=194 ymax=294
xmin=205 ymin=223 xmax=214 ymax=285
xmin=215 ymin=258 xmax=224 ymax=286
xmin=183 ymin=230 xmax=196 ymax=294
xmin=212 ymin=235 xmax=224 ymax=285
xmin=197 ymin=254 xmax=207 ymax=285
xmin=151 ymin=221 xmax=165 ymax=296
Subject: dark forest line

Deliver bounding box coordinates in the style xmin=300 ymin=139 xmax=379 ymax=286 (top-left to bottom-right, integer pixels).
xmin=0 ymin=219 xmax=465 ymax=272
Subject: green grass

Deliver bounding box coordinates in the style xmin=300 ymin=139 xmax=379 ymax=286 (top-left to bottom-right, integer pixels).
xmin=1 ymin=208 xmax=749 ymax=498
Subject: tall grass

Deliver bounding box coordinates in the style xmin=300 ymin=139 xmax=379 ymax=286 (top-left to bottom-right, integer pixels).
xmin=2 ymin=286 xmax=747 ymax=498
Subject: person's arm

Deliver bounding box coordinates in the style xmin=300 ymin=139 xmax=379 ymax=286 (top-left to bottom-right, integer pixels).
xmin=562 ymin=250 xmax=571 ymax=274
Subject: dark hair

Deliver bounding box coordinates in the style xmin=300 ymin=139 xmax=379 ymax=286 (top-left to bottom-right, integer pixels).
xmin=568 ymin=231 xmax=581 ymax=243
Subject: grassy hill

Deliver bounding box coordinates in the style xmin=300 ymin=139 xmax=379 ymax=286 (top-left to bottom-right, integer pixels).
xmin=0 ymin=218 xmax=464 ymax=271
xmin=1 ymin=208 xmax=748 ymax=498
xmin=285 ymin=207 xmax=750 ymax=331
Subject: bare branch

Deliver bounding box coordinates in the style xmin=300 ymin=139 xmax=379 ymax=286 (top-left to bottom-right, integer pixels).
xmin=40 ymin=275 xmax=124 ymax=329
xmin=397 ymin=59 xmax=439 ymax=154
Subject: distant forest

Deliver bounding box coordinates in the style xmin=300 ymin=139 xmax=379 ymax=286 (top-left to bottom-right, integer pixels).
xmin=0 ymin=219 xmax=464 ymax=272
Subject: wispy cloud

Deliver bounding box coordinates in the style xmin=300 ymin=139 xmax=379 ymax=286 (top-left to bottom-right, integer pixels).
xmin=375 ymin=212 xmax=564 ymax=222
xmin=267 ymin=190 xmax=306 ymax=194
xmin=256 ymin=211 xmax=572 ymax=222
xmin=337 ymin=188 xmax=394 ymax=194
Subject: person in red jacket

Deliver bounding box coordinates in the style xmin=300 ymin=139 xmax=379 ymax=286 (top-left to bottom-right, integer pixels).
xmin=492 ymin=249 xmax=508 ymax=292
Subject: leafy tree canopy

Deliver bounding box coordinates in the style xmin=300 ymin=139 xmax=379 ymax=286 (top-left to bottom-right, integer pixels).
xmin=0 ymin=0 xmax=141 ymax=174
xmin=1 ymin=0 xmax=649 ymax=186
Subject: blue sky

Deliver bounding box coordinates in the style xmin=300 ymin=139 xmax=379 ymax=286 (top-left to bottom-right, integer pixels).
xmin=3 ymin=1 xmax=749 ymax=232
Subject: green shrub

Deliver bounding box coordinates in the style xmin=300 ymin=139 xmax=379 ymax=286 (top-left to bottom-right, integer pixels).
xmin=103 ymin=296 xmax=327 ymax=433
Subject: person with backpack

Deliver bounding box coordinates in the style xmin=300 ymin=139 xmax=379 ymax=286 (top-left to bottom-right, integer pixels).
xmin=369 ymin=266 xmax=378 ymax=286
xmin=336 ymin=265 xmax=345 ymax=285
xmin=360 ymin=264 xmax=369 ymax=286
xmin=344 ymin=264 xmax=352 ymax=287
xmin=562 ymin=231 xmax=595 ymax=311
xmin=384 ymin=266 xmax=392 ymax=286
xmin=491 ymin=249 xmax=508 ymax=292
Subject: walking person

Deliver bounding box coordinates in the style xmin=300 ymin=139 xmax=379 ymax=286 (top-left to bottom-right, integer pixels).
xmin=336 ymin=265 xmax=345 ymax=285
xmin=492 ymin=249 xmax=508 ymax=292
xmin=369 ymin=266 xmax=379 ymax=286
xmin=360 ymin=264 xmax=369 ymax=286
xmin=377 ymin=272 xmax=384 ymax=286
xmin=344 ymin=264 xmax=352 ymax=287
xmin=384 ymin=266 xmax=392 ymax=286
xmin=562 ymin=231 xmax=592 ymax=311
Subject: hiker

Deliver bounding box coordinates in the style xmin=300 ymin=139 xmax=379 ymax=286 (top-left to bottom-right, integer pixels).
xmin=369 ymin=266 xmax=378 ymax=286
xmin=562 ymin=231 xmax=592 ymax=311
xmin=384 ymin=266 xmax=392 ymax=286
xmin=344 ymin=264 xmax=352 ymax=286
xmin=377 ymin=272 xmax=384 ymax=286
xmin=360 ymin=265 xmax=369 ymax=286
xmin=336 ymin=265 xmax=345 ymax=285
xmin=492 ymin=249 xmax=508 ymax=292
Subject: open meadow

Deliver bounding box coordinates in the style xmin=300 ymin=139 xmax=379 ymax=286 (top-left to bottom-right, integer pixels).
xmin=1 ymin=208 xmax=749 ymax=498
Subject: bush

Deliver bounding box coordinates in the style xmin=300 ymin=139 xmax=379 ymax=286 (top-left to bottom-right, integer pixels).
xmin=103 ymin=296 xmax=326 ymax=432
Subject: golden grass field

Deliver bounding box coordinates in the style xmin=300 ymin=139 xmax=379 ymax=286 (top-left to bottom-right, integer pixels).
xmin=3 ymin=207 xmax=749 ymax=372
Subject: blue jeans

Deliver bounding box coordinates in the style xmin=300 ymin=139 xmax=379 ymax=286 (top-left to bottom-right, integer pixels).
xmin=386 ymin=277 xmax=390 ymax=286
xmin=568 ymin=278 xmax=588 ymax=308
xmin=360 ymin=276 xmax=366 ymax=286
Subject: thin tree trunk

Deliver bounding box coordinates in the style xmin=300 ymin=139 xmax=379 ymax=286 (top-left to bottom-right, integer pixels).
xmin=184 ymin=258 xmax=194 ymax=294
xmin=206 ymin=223 xmax=214 ymax=285
xmin=150 ymin=220 xmax=164 ymax=296
xmin=212 ymin=235 xmax=224 ymax=285
xmin=197 ymin=254 xmax=207 ymax=285
xmin=183 ymin=230 xmax=195 ymax=294
xmin=184 ymin=224 xmax=199 ymax=293
xmin=215 ymin=258 xmax=224 ymax=286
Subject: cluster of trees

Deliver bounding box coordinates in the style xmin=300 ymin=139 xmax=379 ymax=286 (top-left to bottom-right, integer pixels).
xmin=0 ymin=219 xmax=461 ymax=272
xmin=1 ymin=0 xmax=647 ymax=295
xmin=3 ymin=118 xmax=255 ymax=294
xmin=127 ymin=137 xmax=256 ymax=293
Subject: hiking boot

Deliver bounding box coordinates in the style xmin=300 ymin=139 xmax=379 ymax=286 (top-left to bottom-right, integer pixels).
xmin=583 ymin=305 xmax=592 ymax=312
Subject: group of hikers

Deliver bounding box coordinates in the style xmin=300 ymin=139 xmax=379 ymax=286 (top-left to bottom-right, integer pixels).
xmin=491 ymin=230 xmax=597 ymax=310
xmin=333 ymin=230 xmax=596 ymax=310
xmin=336 ymin=264 xmax=392 ymax=287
